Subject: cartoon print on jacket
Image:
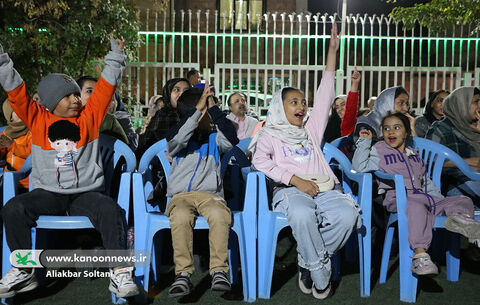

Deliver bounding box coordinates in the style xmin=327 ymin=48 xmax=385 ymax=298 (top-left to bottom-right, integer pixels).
xmin=48 ymin=120 xmax=81 ymax=188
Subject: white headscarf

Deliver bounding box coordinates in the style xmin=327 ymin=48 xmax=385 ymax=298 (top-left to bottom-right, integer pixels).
xmin=248 ymin=88 xmax=309 ymax=154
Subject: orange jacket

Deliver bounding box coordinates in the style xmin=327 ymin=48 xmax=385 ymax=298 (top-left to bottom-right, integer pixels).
xmin=0 ymin=130 xmax=31 ymax=189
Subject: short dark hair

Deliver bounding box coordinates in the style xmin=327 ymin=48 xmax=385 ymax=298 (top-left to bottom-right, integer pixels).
xmin=281 ymin=87 xmax=303 ymax=102
xmin=394 ymin=87 xmax=409 ymax=99
xmin=380 ymin=111 xmax=412 ymax=145
xmin=186 ymin=69 xmax=199 ymax=79
xmin=48 ymin=120 xmax=81 ymax=142
xmin=76 ymin=76 xmax=98 ymax=90
xmin=227 ymin=92 xmax=247 ymax=106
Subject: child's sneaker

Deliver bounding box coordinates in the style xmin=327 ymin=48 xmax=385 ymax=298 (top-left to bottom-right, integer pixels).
xmin=445 ymin=214 xmax=480 ymax=240
xmin=296 ymin=266 xmax=312 ymax=295
xmin=211 ymin=271 xmax=231 ymax=291
xmin=109 ymin=267 xmax=139 ymax=298
xmin=312 ymin=282 xmax=333 ymax=299
xmin=169 ymin=272 xmax=193 ymax=297
xmin=0 ymin=268 xmax=38 ymax=298
xmin=411 ymin=253 xmax=438 ymax=276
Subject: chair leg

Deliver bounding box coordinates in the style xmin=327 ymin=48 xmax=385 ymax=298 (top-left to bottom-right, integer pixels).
xmin=398 ymin=227 xmax=417 ymax=303
xmin=257 ymin=214 xmax=281 ymax=299
xmin=228 ymin=231 xmax=239 ymax=285
xmin=358 ymin=229 xmax=371 ymax=297
xmin=232 ymin=213 xmax=256 ymax=302
xmin=379 ymin=226 xmax=395 ymax=284
xmin=143 ymin=233 xmax=155 ymax=293
xmin=446 ymin=231 xmax=460 ymax=282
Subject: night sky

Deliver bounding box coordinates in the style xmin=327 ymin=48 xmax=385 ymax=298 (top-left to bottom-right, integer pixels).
xmin=308 ymin=0 xmax=430 ymax=16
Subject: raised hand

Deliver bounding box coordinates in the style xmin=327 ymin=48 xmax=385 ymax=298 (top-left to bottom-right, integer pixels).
xmin=329 ymin=22 xmax=341 ymax=52
xmin=326 ymin=23 xmax=341 ymax=71
xmin=351 ymin=67 xmax=361 ymax=92
xmin=109 ymin=33 xmax=126 ymax=51
xmin=359 ymin=129 xmax=372 ymax=139
xmin=196 ymin=81 xmax=214 ymax=111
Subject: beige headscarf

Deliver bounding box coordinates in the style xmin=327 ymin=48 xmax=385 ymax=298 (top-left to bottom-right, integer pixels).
xmin=443 ymin=87 xmax=480 ymax=155
xmin=2 ymin=99 xmax=28 ymax=139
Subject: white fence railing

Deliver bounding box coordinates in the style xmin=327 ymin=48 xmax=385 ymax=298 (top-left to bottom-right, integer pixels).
xmin=123 ymin=9 xmax=480 ymax=122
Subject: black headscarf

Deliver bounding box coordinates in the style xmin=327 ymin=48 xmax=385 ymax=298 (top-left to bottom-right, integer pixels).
xmin=136 ymin=78 xmax=190 ymax=158
xmin=423 ymin=90 xmax=448 ymax=124
xmin=162 ymin=78 xmax=190 ymax=110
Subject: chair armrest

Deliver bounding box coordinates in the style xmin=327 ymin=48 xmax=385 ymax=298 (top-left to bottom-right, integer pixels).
xmin=374 ymin=171 xmax=408 ymax=214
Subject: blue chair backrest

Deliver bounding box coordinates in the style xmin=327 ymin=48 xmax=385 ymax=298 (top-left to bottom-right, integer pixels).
xmin=0 ymin=126 xmax=6 ymax=133
xmin=98 ymin=134 xmax=137 ymax=197
xmin=412 ymin=136 xmax=480 ymax=189
xmin=323 ymin=142 xmax=355 ymax=197
xmin=237 ymin=138 xmax=252 ymax=152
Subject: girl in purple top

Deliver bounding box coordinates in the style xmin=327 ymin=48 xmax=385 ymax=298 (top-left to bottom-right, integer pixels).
xmin=352 ymin=112 xmax=480 ymax=276
xmin=250 ymin=24 xmax=361 ymax=299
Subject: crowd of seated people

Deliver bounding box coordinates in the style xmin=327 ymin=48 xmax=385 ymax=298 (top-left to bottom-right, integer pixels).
xmin=0 ymin=23 xmax=479 ymax=303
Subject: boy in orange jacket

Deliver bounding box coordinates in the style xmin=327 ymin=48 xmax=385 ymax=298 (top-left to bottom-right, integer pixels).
xmin=0 ymin=36 xmax=139 ymax=299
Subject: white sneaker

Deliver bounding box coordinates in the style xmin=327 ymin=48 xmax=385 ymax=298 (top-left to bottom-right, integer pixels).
xmin=445 ymin=214 xmax=480 ymax=240
xmin=109 ymin=267 xmax=139 ymax=298
xmin=0 ymin=268 xmax=38 ymax=298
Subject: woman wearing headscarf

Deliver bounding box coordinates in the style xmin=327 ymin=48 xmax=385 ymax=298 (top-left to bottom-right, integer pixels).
xmin=0 ymin=99 xmax=31 ymax=190
xmin=339 ymin=86 xmax=413 ymax=160
xmin=136 ymin=78 xmax=190 ymax=158
xmin=414 ymin=90 xmax=449 ymax=138
xmin=425 ymin=87 xmax=480 ymax=203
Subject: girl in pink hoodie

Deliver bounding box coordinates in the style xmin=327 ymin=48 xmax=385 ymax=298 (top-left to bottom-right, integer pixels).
xmin=250 ymin=24 xmax=360 ymax=299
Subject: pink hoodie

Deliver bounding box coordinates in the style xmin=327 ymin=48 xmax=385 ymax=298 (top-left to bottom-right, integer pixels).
xmin=252 ymin=71 xmax=338 ymax=186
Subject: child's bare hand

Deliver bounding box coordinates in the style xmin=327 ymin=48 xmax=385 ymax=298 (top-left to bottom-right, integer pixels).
xmin=351 ymin=67 xmax=361 ymax=92
xmin=0 ymin=134 xmax=13 ymax=147
xmin=291 ymin=176 xmax=320 ymax=197
xmin=109 ymin=34 xmax=126 ymax=51
xmin=197 ymin=81 xmax=214 ymax=111
xmin=359 ymin=129 xmax=372 ymax=139
xmin=329 ymin=22 xmax=341 ymax=52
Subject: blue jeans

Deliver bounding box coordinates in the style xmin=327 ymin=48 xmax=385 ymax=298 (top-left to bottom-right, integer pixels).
xmin=273 ymin=188 xmax=361 ymax=290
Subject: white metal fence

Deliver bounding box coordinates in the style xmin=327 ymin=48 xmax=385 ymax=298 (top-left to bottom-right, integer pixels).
xmin=123 ymin=9 xmax=480 ymax=123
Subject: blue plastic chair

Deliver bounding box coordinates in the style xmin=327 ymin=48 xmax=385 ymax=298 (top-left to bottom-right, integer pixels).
xmin=377 ymin=136 xmax=480 ymax=303
xmin=0 ymin=126 xmax=7 ymax=176
xmin=256 ymin=142 xmax=372 ymax=298
xmin=132 ymin=133 xmax=257 ymax=302
xmin=1 ymin=134 xmax=136 ymax=304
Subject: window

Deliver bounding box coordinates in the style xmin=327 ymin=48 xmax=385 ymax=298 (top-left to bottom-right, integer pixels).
xmin=218 ymin=0 xmax=264 ymax=31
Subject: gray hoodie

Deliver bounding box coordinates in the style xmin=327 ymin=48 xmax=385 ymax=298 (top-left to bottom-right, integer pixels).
xmin=166 ymin=107 xmax=237 ymax=197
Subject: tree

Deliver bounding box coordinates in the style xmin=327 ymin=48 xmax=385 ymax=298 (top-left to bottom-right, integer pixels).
xmin=0 ymin=0 xmax=143 ymax=95
xmin=389 ymin=0 xmax=480 ymax=34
